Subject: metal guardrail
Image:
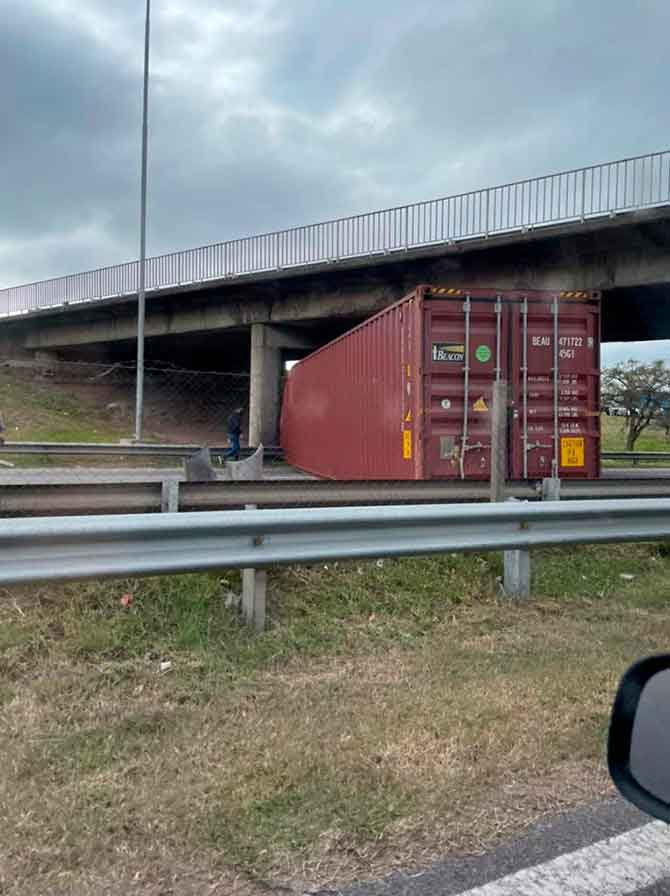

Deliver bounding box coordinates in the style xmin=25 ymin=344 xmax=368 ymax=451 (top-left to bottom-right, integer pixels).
xmin=1 ymin=498 xmax=670 ymax=585
xmin=3 ymin=478 xmax=670 ymax=517
xmin=0 ymin=441 xmax=282 ymax=458
xmin=1 ymin=150 xmax=669 ymax=318
xmin=602 ymin=451 xmax=670 ymax=464
xmin=0 ymin=443 xmax=665 ymax=466
xmin=0 ymin=479 xmax=533 ymax=516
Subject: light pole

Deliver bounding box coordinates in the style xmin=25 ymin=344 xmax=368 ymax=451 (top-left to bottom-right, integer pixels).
xmin=134 ymin=0 xmax=151 ymax=441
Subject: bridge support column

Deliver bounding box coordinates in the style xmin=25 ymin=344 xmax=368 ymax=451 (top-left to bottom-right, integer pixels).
xmin=248 ymin=323 xmax=317 ymax=447
xmin=249 ymin=324 xmax=282 ymax=447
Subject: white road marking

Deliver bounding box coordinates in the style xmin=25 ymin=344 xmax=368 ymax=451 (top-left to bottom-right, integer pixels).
xmin=455 ymin=821 xmax=670 ymax=895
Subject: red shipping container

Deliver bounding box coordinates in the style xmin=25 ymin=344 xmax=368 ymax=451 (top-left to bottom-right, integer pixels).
xmin=280 ymin=286 xmax=601 ymax=480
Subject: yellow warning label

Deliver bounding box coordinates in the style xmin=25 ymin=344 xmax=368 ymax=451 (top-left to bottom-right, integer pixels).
xmin=402 ymin=430 xmax=412 ymax=460
xmin=561 ymin=437 xmax=585 ymax=467
xmin=473 ymin=397 xmax=488 ymax=412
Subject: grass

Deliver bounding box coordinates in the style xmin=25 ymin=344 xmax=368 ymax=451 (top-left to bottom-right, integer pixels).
xmin=601 ymin=413 xmax=670 ymax=463
xmin=0 ymin=367 xmax=182 ymax=473
xmin=3 ymin=544 xmax=670 ymax=894
xmin=0 ymin=366 xmax=124 ymax=443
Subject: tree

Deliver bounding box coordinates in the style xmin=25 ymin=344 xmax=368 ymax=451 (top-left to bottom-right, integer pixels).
xmin=653 ymin=407 xmax=670 ymax=439
xmin=601 ymin=360 xmax=670 ymax=451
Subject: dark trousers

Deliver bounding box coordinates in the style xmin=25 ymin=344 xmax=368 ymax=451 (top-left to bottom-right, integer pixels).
xmin=225 ymin=432 xmax=241 ymax=461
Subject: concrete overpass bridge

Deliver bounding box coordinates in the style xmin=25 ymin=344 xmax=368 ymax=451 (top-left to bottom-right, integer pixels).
xmin=1 ymin=149 xmax=669 ymax=443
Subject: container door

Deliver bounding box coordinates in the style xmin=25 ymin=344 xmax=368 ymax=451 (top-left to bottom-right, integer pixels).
xmin=509 ymin=298 xmax=600 ymax=480
xmin=423 ymin=296 xmax=507 ymax=480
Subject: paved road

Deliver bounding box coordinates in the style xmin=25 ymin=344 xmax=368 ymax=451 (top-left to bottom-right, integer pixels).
xmin=0 ymin=464 xmax=313 ymax=484
xmin=604 ymin=468 xmax=670 ymax=479
xmin=310 ymin=798 xmax=670 ymax=896
xmin=1 ymin=467 xmax=669 ymax=486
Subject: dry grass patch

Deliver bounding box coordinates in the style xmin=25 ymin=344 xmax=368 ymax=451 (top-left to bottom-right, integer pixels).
xmin=2 ymin=547 xmax=670 ymax=893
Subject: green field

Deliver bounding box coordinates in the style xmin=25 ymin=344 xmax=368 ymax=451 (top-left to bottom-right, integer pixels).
xmin=600 ymin=414 xmax=670 ymax=467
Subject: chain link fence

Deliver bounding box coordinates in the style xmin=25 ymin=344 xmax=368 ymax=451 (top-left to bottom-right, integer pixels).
xmin=0 ymin=359 xmax=289 ymax=485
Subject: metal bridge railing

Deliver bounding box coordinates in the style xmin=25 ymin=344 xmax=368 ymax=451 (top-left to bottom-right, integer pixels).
xmin=1 ymin=150 xmax=669 ymax=318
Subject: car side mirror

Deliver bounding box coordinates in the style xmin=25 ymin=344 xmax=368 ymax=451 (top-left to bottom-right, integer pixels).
xmin=608 ymin=654 xmax=670 ymax=823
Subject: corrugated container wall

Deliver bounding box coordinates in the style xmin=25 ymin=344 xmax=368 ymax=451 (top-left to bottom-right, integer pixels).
xmin=280 ymin=286 xmax=601 ymax=480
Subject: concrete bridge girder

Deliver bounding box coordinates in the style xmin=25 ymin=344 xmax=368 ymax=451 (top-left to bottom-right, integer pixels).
xmin=10 ymin=213 xmax=669 ymax=354
xmin=20 ymin=287 xmax=393 ymax=351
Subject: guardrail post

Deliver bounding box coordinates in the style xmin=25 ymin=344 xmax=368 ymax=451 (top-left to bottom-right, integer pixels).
xmin=242 ymin=568 xmax=266 ymax=632
xmin=542 ymin=477 xmax=561 ymax=501
xmin=161 ymin=479 xmax=179 ymax=513
xmin=503 ymin=497 xmax=531 ymax=598
xmin=241 ymin=504 xmax=266 ymax=632
xmin=490 ymin=381 xmax=507 ymax=503
xmin=492 ymin=382 xmax=530 ymax=596
xmin=504 ymin=547 xmax=530 ymax=598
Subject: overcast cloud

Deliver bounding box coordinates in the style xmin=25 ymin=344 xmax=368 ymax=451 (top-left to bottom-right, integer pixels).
xmin=1 ymin=0 xmax=668 ymax=358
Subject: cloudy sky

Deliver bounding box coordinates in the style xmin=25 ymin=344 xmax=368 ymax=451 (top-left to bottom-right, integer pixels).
xmin=2 ymin=0 xmax=668 ymax=362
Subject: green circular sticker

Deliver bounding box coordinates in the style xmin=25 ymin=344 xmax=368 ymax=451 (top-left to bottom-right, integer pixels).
xmin=475 ymin=344 xmax=492 ymax=363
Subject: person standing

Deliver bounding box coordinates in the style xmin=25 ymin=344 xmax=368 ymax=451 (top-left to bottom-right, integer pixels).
xmin=224 ymin=406 xmax=244 ymax=461
xmin=0 ymin=411 xmax=5 ymax=444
